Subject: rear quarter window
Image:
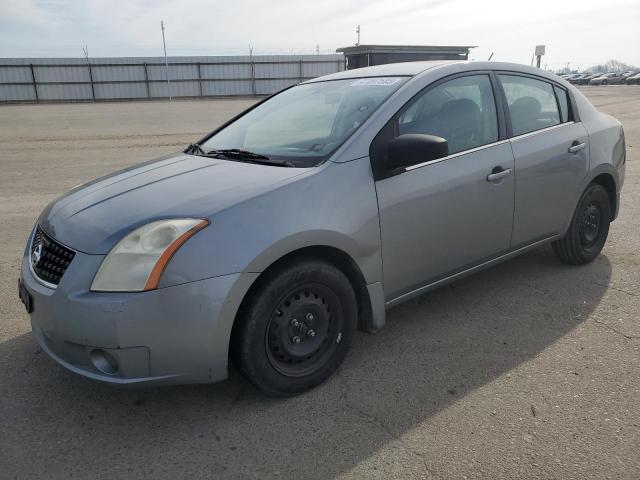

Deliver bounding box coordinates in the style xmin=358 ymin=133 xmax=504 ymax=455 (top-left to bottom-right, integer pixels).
xmin=553 ymin=85 xmax=570 ymax=123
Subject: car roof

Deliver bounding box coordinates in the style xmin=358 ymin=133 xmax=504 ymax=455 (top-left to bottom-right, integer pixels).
xmin=304 ymin=60 xmax=576 ymax=85
xmin=304 ymin=60 xmax=459 ymax=82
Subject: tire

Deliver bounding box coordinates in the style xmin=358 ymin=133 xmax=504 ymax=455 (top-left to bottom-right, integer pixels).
xmin=231 ymin=259 xmax=357 ymax=397
xmin=552 ymin=183 xmax=611 ymax=265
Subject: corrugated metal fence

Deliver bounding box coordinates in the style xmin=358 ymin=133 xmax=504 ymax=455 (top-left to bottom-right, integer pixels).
xmin=0 ymin=54 xmax=345 ymax=103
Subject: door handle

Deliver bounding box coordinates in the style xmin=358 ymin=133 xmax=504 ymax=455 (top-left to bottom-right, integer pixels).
xmin=568 ymin=141 xmax=586 ymax=154
xmin=487 ymin=167 xmax=512 ymax=183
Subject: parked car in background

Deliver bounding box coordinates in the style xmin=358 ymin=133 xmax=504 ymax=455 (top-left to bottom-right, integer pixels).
xmin=625 ymin=72 xmax=640 ymax=85
xmin=569 ymin=74 xmax=590 ymax=84
xmin=589 ymin=74 xmax=607 ymax=85
xmin=577 ymin=73 xmax=602 ymax=85
xmin=591 ymin=73 xmax=625 ymax=85
xmin=19 ymin=60 xmax=626 ymax=396
xmin=623 ymin=71 xmax=640 ymax=83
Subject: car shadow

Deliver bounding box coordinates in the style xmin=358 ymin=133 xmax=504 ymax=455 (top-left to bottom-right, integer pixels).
xmin=1 ymin=246 xmax=612 ymax=479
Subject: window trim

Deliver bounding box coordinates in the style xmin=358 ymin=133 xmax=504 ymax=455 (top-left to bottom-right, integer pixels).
xmin=406 ymin=120 xmax=577 ymax=172
xmin=510 ymin=120 xmax=575 ymax=142
xmin=405 ymin=139 xmax=511 ymax=172
xmin=370 ymin=70 xmax=506 ymax=180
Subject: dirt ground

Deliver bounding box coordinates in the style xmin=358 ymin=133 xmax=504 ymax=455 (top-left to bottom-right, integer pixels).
xmin=1 ymin=86 xmax=639 ymax=479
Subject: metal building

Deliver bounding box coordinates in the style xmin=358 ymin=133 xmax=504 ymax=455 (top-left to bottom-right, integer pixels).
xmin=336 ymin=45 xmax=475 ymax=70
xmin=0 ymin=54 xmax=345 ymax=103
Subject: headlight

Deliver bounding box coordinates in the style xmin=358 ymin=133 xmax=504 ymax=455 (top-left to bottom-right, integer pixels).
xmin=91 ymin=218 xmax=209 ymax=292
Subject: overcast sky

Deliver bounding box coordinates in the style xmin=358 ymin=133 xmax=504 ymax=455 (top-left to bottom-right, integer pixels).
xmin=1 ymin=0 xmax=639 ymax=69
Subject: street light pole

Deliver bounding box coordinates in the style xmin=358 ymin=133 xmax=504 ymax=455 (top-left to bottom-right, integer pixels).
xmin=161 ymin=20 xmax=171 ymax=100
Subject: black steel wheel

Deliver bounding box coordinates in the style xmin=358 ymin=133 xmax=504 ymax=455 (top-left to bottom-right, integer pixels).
xmin=231 ymin=259 xmax=357 ymax=397
xmin=552 ymin=183 xmax=611 ymax=265
xmin=580 ymin=202 xmax=602 ymax=249
xmin=266 ymin=284 xmax=343 ymax=377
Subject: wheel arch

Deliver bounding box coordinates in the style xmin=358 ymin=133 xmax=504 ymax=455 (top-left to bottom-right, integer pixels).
xmin=590 ymin=172 xmax=617 ymax=220
xmin=233 ymin=245 xmax=375 ymax=340
xmin=557 ymin=165 xmax=619 ymax=241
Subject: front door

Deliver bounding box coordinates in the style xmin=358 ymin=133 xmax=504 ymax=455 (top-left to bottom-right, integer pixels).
xmin=373 ymin=73 xmax=515 ymax=301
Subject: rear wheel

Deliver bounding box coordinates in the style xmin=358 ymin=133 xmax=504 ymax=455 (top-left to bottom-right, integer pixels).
xmin=231 ymin=259 xmax=357 ymax=397
xmin=552 ymin=183 xmax=611 ymax=265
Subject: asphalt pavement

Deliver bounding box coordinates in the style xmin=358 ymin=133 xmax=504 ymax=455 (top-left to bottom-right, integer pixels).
xmin=1 ymin=86 xmax=639 ymax=479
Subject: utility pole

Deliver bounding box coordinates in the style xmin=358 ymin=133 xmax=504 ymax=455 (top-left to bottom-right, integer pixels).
xmin=160 ymin=20 xmax=171 ymax=100
xmin=316 ymin=44 xmax=320 ymax=55
xmin=356 ymin=25 xmax=360 ymax=46
xmin=82 ymin=45 xmax=95 ymax=102
xmin=249 ymin=45 xmax=256 ymax=96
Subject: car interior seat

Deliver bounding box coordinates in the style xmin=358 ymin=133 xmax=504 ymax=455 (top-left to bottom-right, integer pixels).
xmin=437 ymin=98 xmax=482 ymax=153
xmin=509 ymin=96 xmax=542 ymax=134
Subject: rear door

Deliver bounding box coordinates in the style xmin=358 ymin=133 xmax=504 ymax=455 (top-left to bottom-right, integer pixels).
xmin=497 ymin=74 xmax=589 ymax=246
xmin=373 ymin=73 xmax=515 ymax=301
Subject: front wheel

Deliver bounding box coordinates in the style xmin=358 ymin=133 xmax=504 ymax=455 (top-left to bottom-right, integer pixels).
xmin=231 ymin=259 xmax=357 ymax=397
xmin=552 ymin=183 xmax=611 ymax=265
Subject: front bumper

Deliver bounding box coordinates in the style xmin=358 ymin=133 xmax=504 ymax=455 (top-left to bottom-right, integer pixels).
xmin=20 ymin=244 xmax=257 ymax=386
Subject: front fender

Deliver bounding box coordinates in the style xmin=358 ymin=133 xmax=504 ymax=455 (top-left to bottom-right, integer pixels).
xmin=158 ymin=157 xmax=382 ymax=288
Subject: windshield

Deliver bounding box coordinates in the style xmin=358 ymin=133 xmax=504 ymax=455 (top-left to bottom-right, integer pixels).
xmin=199 ymin=77 xmax=408 ymax=167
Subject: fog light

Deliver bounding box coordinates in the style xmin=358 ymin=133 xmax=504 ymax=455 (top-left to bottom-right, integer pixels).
xmin=90 ymin=349 xmax=119 ymax=375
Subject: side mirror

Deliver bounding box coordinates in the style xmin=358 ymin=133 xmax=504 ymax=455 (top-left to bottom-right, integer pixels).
xmin=385 ymin=134 xmax=448 ymax=171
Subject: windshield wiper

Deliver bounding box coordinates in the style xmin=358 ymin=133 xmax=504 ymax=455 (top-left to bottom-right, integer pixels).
xmin=206 ymin=148 xmax=270 ymax=160
xmin=205 ymin=149 xmax=294 ymax=167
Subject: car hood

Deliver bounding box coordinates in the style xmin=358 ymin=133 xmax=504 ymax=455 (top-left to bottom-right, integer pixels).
xmin=38 ymin=153 xmax=310 ymax=254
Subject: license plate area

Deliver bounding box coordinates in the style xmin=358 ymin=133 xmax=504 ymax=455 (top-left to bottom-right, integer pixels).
xmin=18 ymin=279 xmax=33 ymax=313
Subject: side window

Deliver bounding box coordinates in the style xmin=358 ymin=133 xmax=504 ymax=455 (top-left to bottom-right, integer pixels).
xmin=397 ymin=75 xmax=499 ymax=155
xmin=553 ymin=85 xmax=570 ymax=123
xmin=499 ymin=74 xmax=560 ymax=136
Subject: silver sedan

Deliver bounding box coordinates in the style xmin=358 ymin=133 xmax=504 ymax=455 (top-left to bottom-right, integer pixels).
xmin=19 ymin=61 xmax=625 ymax=396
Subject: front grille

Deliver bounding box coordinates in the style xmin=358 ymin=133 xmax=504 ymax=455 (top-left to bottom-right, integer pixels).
xmin=30 ymin=226 xmax=75 ymax=286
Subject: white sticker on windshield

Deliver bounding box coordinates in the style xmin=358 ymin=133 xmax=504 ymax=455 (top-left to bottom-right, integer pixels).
xmin=349 ymin=77 xmax=402 ymax=87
